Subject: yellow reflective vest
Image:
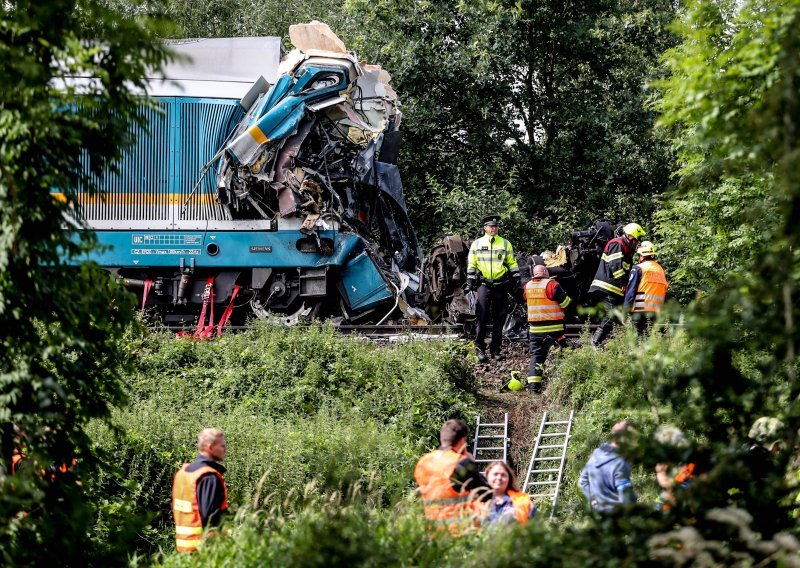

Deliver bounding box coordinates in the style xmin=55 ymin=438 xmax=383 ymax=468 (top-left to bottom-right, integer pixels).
xmin=467 ymin=234 xmax=520 ymax=283
xmin=172 ymin=464 xmax=228 ymax=553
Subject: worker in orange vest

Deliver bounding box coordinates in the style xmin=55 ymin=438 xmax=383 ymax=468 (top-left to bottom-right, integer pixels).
xmin=523 ymin=264 xmax=573 ymax=393
xmin=414 ymin=419 xmax=491 ymax=534
xmin=172 ymin=428 xmax=229 ymax=553
xmin=483 ymin=460 xmax=535 ymax=525
xmin=624 ymin=240 xmax=668 ymax=336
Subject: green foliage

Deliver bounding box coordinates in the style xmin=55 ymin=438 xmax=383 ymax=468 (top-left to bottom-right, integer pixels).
xmin=425 ymin=167 xmax=533 ymax=248
xmin=157 ymin=492 xmax=473 ymax=567
xmin=652 ymin=0 xmax=793 ymax=298
xmin=0 ymin=0 xmax=169 ymax=563
xmin=341 ymin=0 xmax=677 ymax=249
xmin=89 ymin=322 xmax=478 ymax=555
xmin=103 ymin=0 xmax=346 ymax=42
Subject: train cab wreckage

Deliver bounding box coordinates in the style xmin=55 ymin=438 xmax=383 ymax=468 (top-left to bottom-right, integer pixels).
xmin=65 ymin=23 xmax=427 ymax=329
xmin=67 ymin=22 xmax=617 ymax=333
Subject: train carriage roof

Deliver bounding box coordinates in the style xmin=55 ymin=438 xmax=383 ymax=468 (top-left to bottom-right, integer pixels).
xmin=53 ymin=37 xmax=283 ymax=101
xmin=150 ymin=37 xmax=283 ymax=99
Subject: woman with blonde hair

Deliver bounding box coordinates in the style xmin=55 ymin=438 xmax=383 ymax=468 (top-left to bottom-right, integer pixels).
xmin=483 ymin=460 xmax=535 ymax=525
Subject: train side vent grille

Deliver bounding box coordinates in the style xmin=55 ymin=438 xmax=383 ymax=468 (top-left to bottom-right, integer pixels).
xmin=76 ymin=103 xmax=171 ymax=222
xmin=177 ymin=101 xmax=242 ymax=222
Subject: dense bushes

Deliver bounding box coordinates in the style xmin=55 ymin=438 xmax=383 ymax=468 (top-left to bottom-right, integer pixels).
xmin=88 ymin=321 xmax=478 ymax=554
xmin=544 ymin=326 xmax=695 ymax=520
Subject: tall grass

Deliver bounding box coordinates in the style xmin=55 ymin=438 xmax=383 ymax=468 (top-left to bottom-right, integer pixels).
xmin=543 ymin=326 xmax=697 ymax=520
xmin=87 ymin=321 xmax=478 ymax=554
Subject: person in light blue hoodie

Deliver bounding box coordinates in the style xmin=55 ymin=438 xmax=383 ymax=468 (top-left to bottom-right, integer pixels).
xmin=579 ymin=420 xmax=637 ymax=512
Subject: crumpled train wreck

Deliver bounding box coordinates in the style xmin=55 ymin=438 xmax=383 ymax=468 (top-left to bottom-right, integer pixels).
xmin=211 ymin=22 xmax=431 ymax=325
xmin=74 ymin=23 xmax=455 ymax=329
xmin=69 ymin=23 xmax=625 ymax=332
xmin=218 ymin=23 xmax=419 ymax=278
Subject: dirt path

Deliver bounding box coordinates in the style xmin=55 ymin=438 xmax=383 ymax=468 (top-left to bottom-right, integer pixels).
xmin=472 ymin=340 xmax=563 ymax=477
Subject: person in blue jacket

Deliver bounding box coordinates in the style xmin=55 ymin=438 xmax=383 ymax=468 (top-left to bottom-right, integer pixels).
xmin=579 ymin=420 xmax=637 ymax=512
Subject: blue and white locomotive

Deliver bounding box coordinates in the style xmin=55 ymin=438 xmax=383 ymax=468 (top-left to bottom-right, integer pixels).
xmin=70 ymin=26 xmax=428 ymax=327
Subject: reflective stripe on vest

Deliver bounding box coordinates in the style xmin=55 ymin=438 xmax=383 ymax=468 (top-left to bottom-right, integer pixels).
xmin=590 ymin=279 xmax=624 ymax=296
xmin=414 ymin=449 xmax=474 ymax=533
xmin=507 ymin=490 xmax=533 ymax=524
xmin=525 ymin=278 xmax=565 ymax=332
xmin=632 ymin=261 xmax=668 ymax=313
xmin=467 ymin=235 xmax=518 ymax=281
xmin=172 ymin=464 xmax=228 ymax=553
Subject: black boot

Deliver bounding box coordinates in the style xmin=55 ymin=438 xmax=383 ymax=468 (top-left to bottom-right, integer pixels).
xmin=476 ymin=348 xmax=487 ymax=363
xmin=525 ymin=380 xmax=542 ymax=393
xmin=591 ymin=326 xmax=607 ymax=347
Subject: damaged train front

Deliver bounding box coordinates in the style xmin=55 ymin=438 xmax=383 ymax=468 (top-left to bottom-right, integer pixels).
xmin=213 ymin=22 xmax=427 ymax=325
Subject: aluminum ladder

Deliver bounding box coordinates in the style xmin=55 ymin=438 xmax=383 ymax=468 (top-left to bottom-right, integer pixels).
xmin=522 ymin=409 xmax=574 ymax=518
xmin=472 ymin=413 xmax=509 ymax=465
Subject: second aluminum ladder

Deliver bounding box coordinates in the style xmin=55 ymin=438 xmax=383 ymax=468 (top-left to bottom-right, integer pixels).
xmin=522 ymin=410 xmax=574 ymax=518
xmin=472 ymin=413 xmax=509 ymax=465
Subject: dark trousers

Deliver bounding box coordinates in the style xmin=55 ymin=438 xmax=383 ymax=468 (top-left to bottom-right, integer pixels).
xmin=632 ymin=312 xmax=656 ymax=337
xmin=475 ymin=283 xmax=508 ymax=354
xmin=528 ymin=331 xmax=566 ymax=383
xmin=592 ymin=293 xmax=623 ymax=346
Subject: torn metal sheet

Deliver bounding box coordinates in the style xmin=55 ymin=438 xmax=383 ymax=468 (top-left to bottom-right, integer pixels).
xmin=210 ymin=21 xmax=422 ymax=321
xmin=289 ymin=21 xmax=348 ymax=53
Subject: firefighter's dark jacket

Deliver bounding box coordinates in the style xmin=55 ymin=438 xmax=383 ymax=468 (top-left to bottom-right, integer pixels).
xmin=589 ymin=236 xmax=635 ymax=298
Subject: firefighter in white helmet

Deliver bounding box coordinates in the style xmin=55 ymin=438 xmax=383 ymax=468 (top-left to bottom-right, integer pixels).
xmin=624 ymin=240 xmax=668 ymax=336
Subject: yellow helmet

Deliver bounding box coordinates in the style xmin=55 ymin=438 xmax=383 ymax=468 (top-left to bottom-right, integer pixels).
xmin=623 ymin=223 xmax=646 ymax=240
xmin=503 ymin=371 xmax=524 ymax=392
xmin=637 ymin=240 xmax=655 ymax=257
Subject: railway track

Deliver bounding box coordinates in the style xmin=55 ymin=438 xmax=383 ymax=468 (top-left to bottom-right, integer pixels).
xmin=158 ymin=320 xmax=682 ymax=341
xmin=159 ymin=322 xmax=607 ymax=340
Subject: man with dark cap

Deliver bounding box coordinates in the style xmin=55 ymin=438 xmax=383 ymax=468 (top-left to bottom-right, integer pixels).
xmin=465 ymin=215 xmax=521 ymax=362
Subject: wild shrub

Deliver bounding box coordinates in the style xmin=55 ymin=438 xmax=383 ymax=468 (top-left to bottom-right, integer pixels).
xmin=89 ymin=322 xmax=479 ymax=554
xmin=0 ymin=0 xmax=169 ymax=563
xmin=544 ymin=325 xmax=696 ymax=521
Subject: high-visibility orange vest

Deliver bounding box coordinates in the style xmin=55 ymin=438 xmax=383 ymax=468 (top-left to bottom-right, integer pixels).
xmin=507 ymin=490 xmax=534 ymax=524
xmin=525 ymin=278 xmax=565 ymax=332
xmin=11 ymin=451 xmax=24 ymax=475
xmin=172 ymin=464 xmax=228 ymax=553
xmin=414 ymin=449 xmax=476 ymax=534
xmin=632 ymin=261 xmax=668 ymax=313
xmin=659 ymin=463 xmax=695 ymax=511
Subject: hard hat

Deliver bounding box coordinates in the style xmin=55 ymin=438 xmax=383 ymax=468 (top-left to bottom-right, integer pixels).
xmin=748 ymin=417 xmax=785 ymax=450
xmin=623 ymin=223 xmax=646 ymax=240
xmin=502 ymin=371 xmax=524 ymax=392
xmin=532 ymin=264 xmax=549 ymax=278
xmin=482 ymin=214 xmax=501 ymax=227
xmin=637 ymin=240 xmax=655 ymax=257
